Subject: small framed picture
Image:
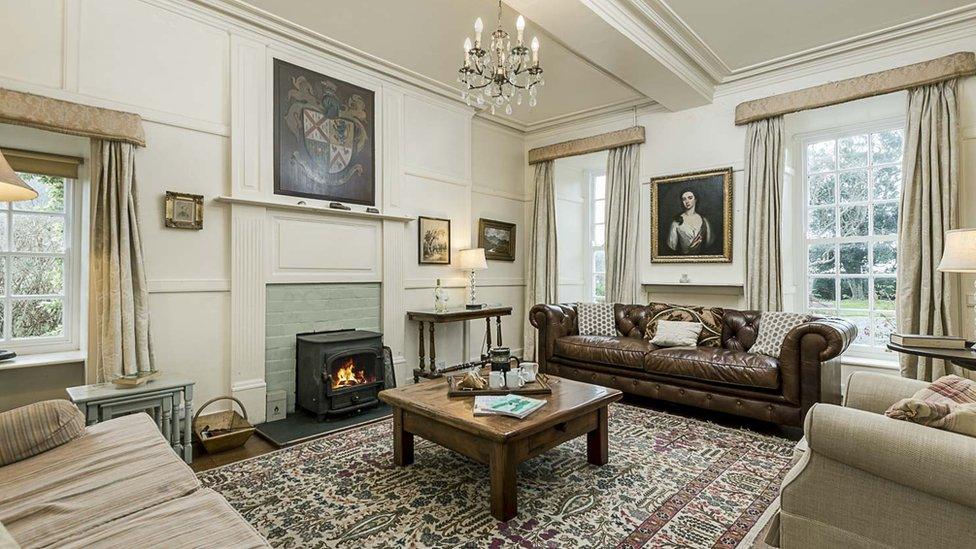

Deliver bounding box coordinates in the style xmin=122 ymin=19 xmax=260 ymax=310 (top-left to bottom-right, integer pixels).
xmin=165 ymin=192 xmax=204 ymax=230
xmin=418 ymin=216 xmax=451 ymax=265
xmin=478 ymin=218 xmax=516 ymax=261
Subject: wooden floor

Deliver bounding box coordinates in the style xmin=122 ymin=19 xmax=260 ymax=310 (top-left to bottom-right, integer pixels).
xmin=190 ymin=391 xmax=802 ymax=473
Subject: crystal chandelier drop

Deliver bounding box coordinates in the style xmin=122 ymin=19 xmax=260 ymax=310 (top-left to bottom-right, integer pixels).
xmin=458 ymin=0 xmax=544 ymax=116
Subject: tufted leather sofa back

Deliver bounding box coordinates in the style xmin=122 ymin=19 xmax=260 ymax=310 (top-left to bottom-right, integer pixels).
xmin=614 ymin=304 xmax=653 ymax=338
xmin=611 ymin=302 xmax=761 ymax=351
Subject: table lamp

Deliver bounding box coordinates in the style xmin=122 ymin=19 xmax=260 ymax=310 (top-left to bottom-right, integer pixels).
xmin=938 ymin=228 xmax=976 ymax=343
xmin=458 ymin=248 xmax=487 ymax=309
xmin=0 ymin=149 xmax=37 ymax=361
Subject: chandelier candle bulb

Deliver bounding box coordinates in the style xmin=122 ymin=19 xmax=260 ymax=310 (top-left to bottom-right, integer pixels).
xmin=516 ymin=15 xmax=525 ymax=44
xmin=531 ymin=36 xmax=539 ymax=64
xmin=474 ymin=17 xmax=484 ymax=47
xmin=463 ymin=37 xmax=472 ymax=67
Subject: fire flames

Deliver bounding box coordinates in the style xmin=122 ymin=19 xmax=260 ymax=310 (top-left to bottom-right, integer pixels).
xmin=331 ymin=358 xmax=374 ymax=389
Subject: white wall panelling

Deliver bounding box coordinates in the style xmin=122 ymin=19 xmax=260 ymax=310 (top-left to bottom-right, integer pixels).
xmin=270 ymin=214 xmax=382 ymax=283
xmin=230 ymin=204 xmax=267 ymax=422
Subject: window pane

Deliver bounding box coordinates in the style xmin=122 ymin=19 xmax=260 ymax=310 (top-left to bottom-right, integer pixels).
xmin=837 ymin=134 xmax=868 ymax=169
xmin=872 ymin=203 xmax=898 ymax=235
xmin=872 ymin=241 xmax=897 ymax=274
xmin=11 ymin=256 xmax=64 ymax=296
xmin=0 ymin=257 xmax=5 ymax=296
xmin=808 ymin=208 xmax=835 ymax=238
xmin=593 ymin=200 xmax=605 ymax=224
xmin=872 ymin=166 xmax=901 ymax=200
xmin=839 ymin=242 xmax=868 ymax=274
xmin=809 ymin=278 xmax=836 ymax=309
xmin=14 ymin=174 xmax=66 ymax=213
xmin=593 ymin=250 xmax=605 ymax=274
xmin=0 ymin=217 xmax=6 ymax=252
xmin=593 ymin=273 xmax=605 ymax=300
xmin=12 ymin=298 xmax=63 ymax=338
xmin=874 ymin=312 xmax=896 ymax=347
xmin=807 ymin=140 xmax=835 ymax=173
xmin=839 ymin=170 xmax=868 ymax=202
xmin=873 ymin=278 xmax=896 ymax=311
xmin=808 ymin=174 xmax=835 ymax=205
xmin=840 ymin=205 xmax=868 ymax=237
xmin=593 ymin=176 xmax=605 ymax=200
xmin=843 ymin=311 xmax=872 ymax=346
xmin=871 ymin=130 xmax=903 ymax=164
xmin=593 ymin=224 xmax=605 ymax=246
xmin=12 ymin=214 xmax=65 ymax=252
xmin=840 ymin=278 xmax=869 ymax=310
xmin=808 ymin=244 xmax=836 ymax=274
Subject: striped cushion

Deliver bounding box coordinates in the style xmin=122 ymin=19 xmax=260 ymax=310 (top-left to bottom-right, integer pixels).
xmin=885 ymin=374 xmax=976 ymax=437
xmin=0 ymin=400 xmax=85 ymax=466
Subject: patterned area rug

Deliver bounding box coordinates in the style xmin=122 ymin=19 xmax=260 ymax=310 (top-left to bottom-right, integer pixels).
xmin=199 ymin=403 xmax=794 ymax=548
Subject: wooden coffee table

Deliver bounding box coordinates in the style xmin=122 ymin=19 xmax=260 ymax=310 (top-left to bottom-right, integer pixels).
xmin=378 ymin=375 xmax=622 ymax=521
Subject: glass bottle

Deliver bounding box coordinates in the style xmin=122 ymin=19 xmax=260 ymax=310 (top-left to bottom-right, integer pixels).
xmin=433 ymin=278 xmax=448 ymax=313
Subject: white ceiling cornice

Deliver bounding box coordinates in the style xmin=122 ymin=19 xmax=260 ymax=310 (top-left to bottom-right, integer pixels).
xmin=622 ymin=0 xmax=729 ymax=81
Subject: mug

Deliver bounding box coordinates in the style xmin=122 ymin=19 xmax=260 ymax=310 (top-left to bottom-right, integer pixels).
xmin=505 ymin=370 xmax=525 ymax=388
xmin=519 ymin=362 xmax=539 ymax=382
xmin=488 ymin=371 xmax=505 ymax=389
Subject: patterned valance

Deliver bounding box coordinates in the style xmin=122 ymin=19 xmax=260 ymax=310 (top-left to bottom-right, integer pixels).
xmin=0 ymin=88 xmax=146 ymax=146
xmin=528 ymin=126 xmax=645 ymax=164
xmin=734 ymin=52 xmax=976 ymax=125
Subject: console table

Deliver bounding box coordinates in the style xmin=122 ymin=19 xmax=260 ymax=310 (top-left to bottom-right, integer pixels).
xmin=406 ymin=305 xmax=512 ymax=382
xmin=66 ymin=375 xmax=195 ymax=464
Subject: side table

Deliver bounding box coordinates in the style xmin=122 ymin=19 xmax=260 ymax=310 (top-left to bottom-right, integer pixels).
xmin=66 ymin=375 xmax=195 ymax=464
xmin=406 ymin=305 xmax=513 ymax=382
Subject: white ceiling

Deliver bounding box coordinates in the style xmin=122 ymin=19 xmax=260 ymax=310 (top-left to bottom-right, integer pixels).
xmin=240 ymin=0 xmax=642 ymax=126
xmin=662 ymin=0 xmax=974 ymax=71
xmin=238 ymin=0 xmax=976 ymax=127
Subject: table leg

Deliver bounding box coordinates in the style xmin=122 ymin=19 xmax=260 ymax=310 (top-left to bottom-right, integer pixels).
xmin=489 ymin=442 xmax=517 ymax=521
xmin=428 ymin=323 xmax=436 ymax=372
xmin=171 ymin=392 xmax=182 ymax=457
xmin=496 ymin=316 xmax=503 ymax=348
xmin=161 ymin=398 xmax=172 ymax=444
xmin=417 ymin=321 xmax=426 ymax=379
xmin=393 ymin=408 xmax=414 ymax=466
xmin=485 ymin=318 xmax=493 ymax=353
xmin=587 ymin=407 xmax=609 ymax=466
xmin=182 ymin=385 xmax=194 ymax=464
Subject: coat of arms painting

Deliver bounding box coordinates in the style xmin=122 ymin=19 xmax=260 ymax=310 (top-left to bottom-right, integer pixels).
xmin=274 ymin=59 xmax=375 ymax=205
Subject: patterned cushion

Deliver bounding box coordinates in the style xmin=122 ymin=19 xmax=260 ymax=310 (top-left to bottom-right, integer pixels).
xmin=642 ymin=302 xmax=724 ymax=347
xmin=885 ymin=375 xmax=976 ymax=438
xmin=577 ymin=302 xmax=616 ymax=337
xmin=649 ymin=320 xmax=702 ymax=347
xmin=0 ymin=399 xmax=85 ymax=466
xmin=750 ymin=312 xmax=810 ymax=358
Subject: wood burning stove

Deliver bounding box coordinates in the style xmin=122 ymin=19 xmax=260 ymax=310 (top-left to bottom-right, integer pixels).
xmin=295 ymin=329 xmax=384 ymax=420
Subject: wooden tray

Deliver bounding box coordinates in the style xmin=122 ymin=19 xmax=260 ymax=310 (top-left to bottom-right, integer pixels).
xmin=446 ymin=371 xmax=552 ymax=397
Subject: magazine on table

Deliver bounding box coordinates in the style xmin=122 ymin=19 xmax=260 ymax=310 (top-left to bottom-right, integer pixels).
xmin=473 ymin=394 xmax=547 ymax=419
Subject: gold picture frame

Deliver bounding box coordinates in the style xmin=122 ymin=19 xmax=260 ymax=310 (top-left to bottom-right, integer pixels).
xmin=165 ymin=191 xmax=204 ymax=230
xmin=478 ymin=218 xmax=516 ymax=262
xmin=650 ymin=167 xmax=732 ymax=263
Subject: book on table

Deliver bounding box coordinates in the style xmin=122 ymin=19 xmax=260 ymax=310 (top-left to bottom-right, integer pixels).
xmin=473 ymin=394 xmax=547 ymax=419
xmin=890 ymin=333 xmax=969 ymax=349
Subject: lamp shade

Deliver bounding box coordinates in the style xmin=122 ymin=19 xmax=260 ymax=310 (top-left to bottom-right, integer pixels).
xmin=938 ymin=228 xmax=976 ymax=273
xmin=0 ymin=150 xmax=38 ymax=202
xmin=457 ymin=248 xmax=487 ymax=270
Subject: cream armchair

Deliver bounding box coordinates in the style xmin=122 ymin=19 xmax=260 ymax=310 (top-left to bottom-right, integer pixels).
xmin=768 ymin=371 xmax=976 ymax=548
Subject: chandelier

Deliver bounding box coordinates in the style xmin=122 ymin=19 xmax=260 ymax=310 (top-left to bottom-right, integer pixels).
xmin=458 ymin=0 xmax=544 ymax=116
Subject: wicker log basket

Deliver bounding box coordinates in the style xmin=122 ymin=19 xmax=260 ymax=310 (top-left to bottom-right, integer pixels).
xmin=192 ymin=396 xmax=255 ymax=454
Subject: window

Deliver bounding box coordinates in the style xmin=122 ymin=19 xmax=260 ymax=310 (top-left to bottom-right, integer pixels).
xmin=589 ymin=174 xmax=606 ymax=302
xmin=802 ymin=125 xmax=903 ymax=355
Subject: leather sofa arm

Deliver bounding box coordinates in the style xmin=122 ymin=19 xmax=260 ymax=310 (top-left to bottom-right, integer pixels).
xmin=795 ymin=403 xmax=976 ymax=509
xmin=528 ymin=303 xmax=578 ymax=364
xmin=843 ymin=371 xmax=929 ymax=414
xmin=777 ymin=317 xmax=857 ymax=409
xmin=784 ymin=317 xmax=857 ymax=362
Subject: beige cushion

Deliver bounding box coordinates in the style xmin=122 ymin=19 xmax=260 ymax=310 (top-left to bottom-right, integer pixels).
xmin=56 ymin=488 xmax=269 ymax=549
xmin=648 ymin=320 xmax=701 ymax=347
xmin=577 ymin=302 xmax=616 ymax=336
xmin=0 ymin=413 xmax=200 ymax=548
xmin=0 ymin=399 xmax=85 ymax=466
xmin=885 ymin=374 xmax=976 ymax=437
xmin=642 ymin=302 xmax=724 ymax=347
xmin=750 ymin=312 xmax=810 ymax=357
xmin=0 ymin=522 xmax=18 ymax=549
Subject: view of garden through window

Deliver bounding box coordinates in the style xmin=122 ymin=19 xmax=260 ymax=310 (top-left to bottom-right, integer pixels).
xmin=591 ymin=174 xmax=606 ymax=302
xmin=2 ymin=172 xmax=70 ymax=342
xmin=804 ymin=127 xmax=903 ymax=353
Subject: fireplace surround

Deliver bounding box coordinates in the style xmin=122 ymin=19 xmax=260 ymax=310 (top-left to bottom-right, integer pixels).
xmin=295 ymin=329 xmax=385 ymax=420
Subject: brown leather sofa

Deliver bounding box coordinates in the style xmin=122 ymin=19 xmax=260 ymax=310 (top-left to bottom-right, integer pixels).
xmin=529 ymin=303 xmax=857 ymax=427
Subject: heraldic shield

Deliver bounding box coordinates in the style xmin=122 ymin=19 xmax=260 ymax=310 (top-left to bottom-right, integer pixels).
xmin=302 ymin=109 xmax=355 ymax=174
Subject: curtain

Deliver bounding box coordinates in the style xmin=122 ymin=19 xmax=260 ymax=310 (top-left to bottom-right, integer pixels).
xmin=523 ymin=160 xmax=558 ymax=361
xmin=88 ymin=139 xmax=154 ymax=382
xmin=604 ymin=144 xmax=640 ymax=304
xmin=743 ymin=116 xmax=785 ymax=311
xmin=897 ymin=80 xmax=959 ymax=381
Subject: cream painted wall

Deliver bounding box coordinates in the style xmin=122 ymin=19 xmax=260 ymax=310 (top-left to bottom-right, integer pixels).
xmin=0 ymin=0 xmax=527 ymax=413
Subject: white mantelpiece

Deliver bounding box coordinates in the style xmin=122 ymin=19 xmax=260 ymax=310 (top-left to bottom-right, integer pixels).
xmin=214 ymin=196 xmax=413 ymax=222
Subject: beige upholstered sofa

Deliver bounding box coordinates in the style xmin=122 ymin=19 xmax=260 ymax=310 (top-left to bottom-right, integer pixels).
xmin=766 ymin=371 xmax=976 ymax=548
xmin=0 ymin=400 xmax=268 ymax=548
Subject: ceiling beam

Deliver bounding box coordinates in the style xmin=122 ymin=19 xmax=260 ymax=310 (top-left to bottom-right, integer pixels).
xmin=506 ymin=0 xmax=716 ymax=111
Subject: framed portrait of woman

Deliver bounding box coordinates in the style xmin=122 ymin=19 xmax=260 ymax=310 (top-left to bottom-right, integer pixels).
xmin=650 ymin=167 xmax=733 ymax=263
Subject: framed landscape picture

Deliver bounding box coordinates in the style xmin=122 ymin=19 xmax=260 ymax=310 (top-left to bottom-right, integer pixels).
xmin=418 ymin=216 xmax=451 ymax=265
xmin=273 ymin=59 xmax=375 ymax=205
xmin=478 ymin=218 xmax=516 ymax=261
xmin=650 ymin=167 xmax=733 ymax=263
